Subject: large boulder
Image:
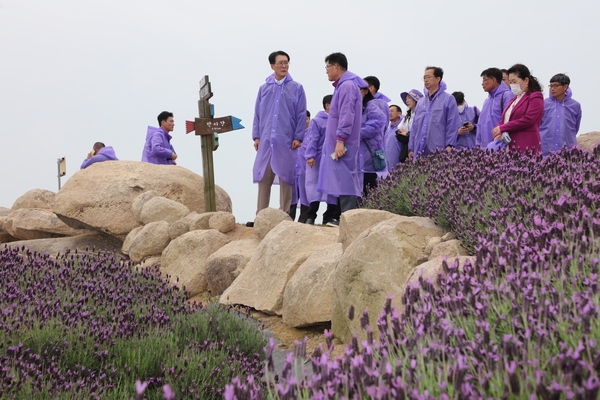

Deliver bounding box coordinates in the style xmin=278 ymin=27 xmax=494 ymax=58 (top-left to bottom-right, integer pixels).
xmin=121 ymin=226 xmax=143 ymax=255
xmin=131 ymin=191 xmax=158 ymax=223
xmin=0 ymin=207 xmax=11 ymax=216
xmin=160 ymin=229 xmax=230 ymax=297
xmin=428 ymin=239 xmax=469 ymax=261
xmin=331 ymin=216 xmax=444 ymax=343
xmin=0 ymin=215 xmax=17 ymax=243
xmin=282 ymin=243 xmax=343 ymax=327
xmin=5 ymin=208 xmax=85 ymax=240
xmin=140 ymin=197 xmax=190 ymax=225
xmin=220 ymin=221 xmax=339 ymax=315
xmin=205 ymin=238 xmax=260 ymax=295
xmin=52 ymin=161 xmax=231 ymax=238
xmin=253 ymin=208 xmax=293 ymax=240
xmin=128 ymin=221 xmax=171 ymax=262
xmin=11 ymin=189 xmax=56 ymax=211
xmin=576 ymin=131 xmax=600 ymax=152
xmin=339 ymin=209 xmax=397 ymax=251
xmin=0 ymin=232 xmax=123 ymax=258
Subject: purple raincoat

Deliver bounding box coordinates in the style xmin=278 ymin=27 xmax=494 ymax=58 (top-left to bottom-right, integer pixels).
xmin=294 ymin=128 xmax=309 ymax=206
xmin=141 ymin=127 xmax=175 ymax=165
xmin=359 ymin=100 xmax=387 ymax=174
xmin=80 ymin=146 xmax=118 ymax=169
xmin=476 ymin=82 xmax=514 ymax=148
xmin=374 ymin=91 xmax=391 ymax=123
xmin=455 ymin=105 xmax=478 ymax=149
xmin=305 ymin=111 xmax=330 ymax=203
xmin=384 ymin=118 xmax=403 ymax=171
xmin=252 ymin=73 xmax=307 ymax=186
xmin=408 ymin=81 xmax=459 ymax=160
xmin=317 ymin=71 xmax=364 ymax=197
xmin=540 ymin=88 xmax=582 ymax=156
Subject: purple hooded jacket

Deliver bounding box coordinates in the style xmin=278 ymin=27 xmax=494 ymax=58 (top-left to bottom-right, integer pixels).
xmin=455 ymin=104 xmax=478 ymax=149
xmin=252 ymin=73 xmax=307 ymax=186
xmin=359 ymin=100 xmax=387 ymax=173
xmin=408 ymin=81 xmax=459 ymax=160
xmin=540 ymin=88 xmax=582 ymax=155
xmin=80 ymin=146 xmax=118 ymax=169
xmin=141 ymin=127 xmax=175 ymax=165
xmin=317 ymin=71 xmax=364 ymax=197
xmin=374 ymin=91 xmax=391 ymax=123
xmin=384 ymin=118 xmax=403 ymax=171
xmin=476 ymin=82 xmax=514 ymax=148
xmin=305 ymin=111 xmax=330 ymax=203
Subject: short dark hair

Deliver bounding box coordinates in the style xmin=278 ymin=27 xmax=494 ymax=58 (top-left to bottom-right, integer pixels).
xmin=426 ymin=66 xmax=444 ymax=80
xmin=452 ymin=91 xmax=465 ymax=105
xmin=501 ymin=69 xmax=508 ymax=74
xmin=480 ymin=68 xmax=502 ymax=85
xmin=389 ymin=104 xmax=402 ymax=113
xmin=363 ymin=76 xmax=380 ymax=92
xmin=306 ymin=110 xmax=311 ymax=118
xmin=325 ymin=52 xmax=348 ymax=70
xmin=268 ymin=51 xmax=290 ymax=65
xmin=157 ymin=111 xmax=173 ymax=125
xmin=322 ymin=94 xmax=333 ymax=109
xmin=550 ymin=73 xmax=570 ymax=85
xmin=93 ymin=142 xmax=105 ymax=151
xmin=506 ymin=64 xmax=542 ymax=93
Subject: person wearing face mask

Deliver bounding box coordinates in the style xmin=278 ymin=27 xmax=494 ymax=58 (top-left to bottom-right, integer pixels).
xmin=452 ymin=91 xmax=478 ymax=149
xmin=539 ymin=73 xmax=582 ymax=156
xmin=491 ymin=64 xmax=544 ymax=154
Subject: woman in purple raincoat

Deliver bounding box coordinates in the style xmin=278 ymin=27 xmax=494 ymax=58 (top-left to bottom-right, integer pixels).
xmin=358 ymin=86 xmax=387 ymax=195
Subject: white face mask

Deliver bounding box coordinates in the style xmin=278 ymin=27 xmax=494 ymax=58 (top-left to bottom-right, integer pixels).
xmin=510 ymin=83 xmax=523 ymax=96
xmin=457 ymin=105 xmax=465 ymax=113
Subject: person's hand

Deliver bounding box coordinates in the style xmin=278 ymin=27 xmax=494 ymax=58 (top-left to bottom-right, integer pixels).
xmin=307 ymin=157 xmax=315 ymax=168
xmin=458 ymin=126 xmax=469 ymax=135
xmin=491 ymin=126 xmax=502 ymax=140
xmin=87 ymin=150 xmax=95 ymax=159
xmin=466 ymin=122 xmax=475 ymax=131
xmin=254 ymin=139 xmax=260 ymax=151
xmin=292 ymin=139 xmax=301 ymax=149
xmin=171 ymin=153 xmax=178 ymax=160
xmin=335 ymin=141 xmax=346 ymax=160
xmin=407 ymin=151 xmax=414 ymax=160
xmin=445 ymin=146 xmax=453 ymax=153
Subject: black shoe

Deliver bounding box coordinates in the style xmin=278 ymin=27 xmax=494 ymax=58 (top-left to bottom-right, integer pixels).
xmin=326 ymin=219 xmax=339 ymax=227
xmin=305 ymin=219 xmax=315 ymax=225
xmin=246 ymin=222 xmax=254 ymax=227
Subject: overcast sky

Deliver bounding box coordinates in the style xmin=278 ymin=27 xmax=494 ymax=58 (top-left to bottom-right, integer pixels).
xmin=1 ymin=0 xmax=598 ymax=223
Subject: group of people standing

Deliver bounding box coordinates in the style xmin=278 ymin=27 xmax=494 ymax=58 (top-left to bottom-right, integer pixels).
xmin=251 ymin=51 xmax=583 ymax=225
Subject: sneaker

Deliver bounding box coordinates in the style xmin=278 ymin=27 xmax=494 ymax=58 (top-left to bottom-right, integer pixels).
xmin=305 ymin=219 xmax=315 ymax=225
xmin=245 ymin=222 xmax=254 ymax=227
xmin=326 ymin=219 xmax=339 ymax=227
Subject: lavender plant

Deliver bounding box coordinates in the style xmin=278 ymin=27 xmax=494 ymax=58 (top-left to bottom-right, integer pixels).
xmin=0 ymin=247 xmax=267 ymax=399
xmin=227 ymin=147 xmax=600 ymax=399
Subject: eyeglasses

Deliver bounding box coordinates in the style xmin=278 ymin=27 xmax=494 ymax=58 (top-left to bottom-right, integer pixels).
xmin=423 ymin=75 xmax=435 ymax=80
xmin=548 ymin=83 xmax=565 ymax=89
xmin=325 ymin=64 xmax=337 ymax=70
xmin=274 ymin=61 xmax=289 ymax=66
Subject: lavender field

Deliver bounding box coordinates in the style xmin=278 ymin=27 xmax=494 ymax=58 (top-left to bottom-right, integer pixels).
xmin=229 ymin=147 xmax=600 ymax=399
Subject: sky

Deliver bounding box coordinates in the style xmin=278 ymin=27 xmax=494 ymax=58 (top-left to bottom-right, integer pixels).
xmin=1 ymin=0 xmax=599 ymax=224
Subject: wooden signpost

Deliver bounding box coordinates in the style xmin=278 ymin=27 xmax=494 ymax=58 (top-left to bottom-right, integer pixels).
xmin=186 ymin=75 xmax=244 ymax=212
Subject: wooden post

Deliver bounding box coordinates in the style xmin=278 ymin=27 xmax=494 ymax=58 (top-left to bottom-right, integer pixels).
xmin=198 ymin=98 xmax=216 ymax=212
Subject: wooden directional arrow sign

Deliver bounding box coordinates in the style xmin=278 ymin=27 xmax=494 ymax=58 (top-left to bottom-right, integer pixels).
xmin=186 ymin=116 xmax=244 ymax=135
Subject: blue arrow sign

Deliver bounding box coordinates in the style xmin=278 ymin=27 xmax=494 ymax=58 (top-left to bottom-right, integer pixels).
xmin=231 ymin=116 xmax=244 ymax=130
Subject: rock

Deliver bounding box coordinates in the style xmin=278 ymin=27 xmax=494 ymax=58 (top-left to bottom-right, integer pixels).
xmin=205 ymin=239 xmax=260 ymax=295
xmin=576 ymin=131 xmax=600 ymax=152
xmin=131 ymin=191 xmax=157 ymax=223
xmin=122 ymin=226 xmax=143 ymax=255
xmin=52 ymin=161 xmax=232 ymax=238
xmin=0 ymin=232 xmax=123 ymax=258
xmin=11 ymin=189 xmax=55 ymax=211
xmin=168 ymin=212 xmax=199 ymax=240
xmin=0 ymin=207 xmax=11 ymax=216
xmin=253 ymin=208 xmax=293 ymax=240
xmin=209 ymin=212 xmax=236 ymax=234
xmin=128 ymin=221 xmax=171 ymax=262
xmin=140 ymin=197 xmax=190 ymax=225
xmin=5 ymin=208 xmax=85 ymax=240
xmin=160 ymin=230 xmax=230 ymax=297
xmin=339 ymin=209 xmax=397 ymax=251
xmin=422 ymin=237 xmax=443 ymax=262
xmin=0 ymin=216 xmax=17 ymax=243
xmin=135 ymin=256 xmax=162 ymax=270
xmin=405 ymin=256 xmax=476 ymax=293
xmin=282 ymin=243 xmax=343 ymax=327
xmin=441 ymin=232 xmax=457 ymax=241
xmin=189 ymin=212 xmax=216 ymax=230
xmin=220 ymin=221 xmax=339 ymax=315
xmin=428 ymin=239 xmax=469 ymax=261
xmin=331 ymin=216 xmax=444 ymax=343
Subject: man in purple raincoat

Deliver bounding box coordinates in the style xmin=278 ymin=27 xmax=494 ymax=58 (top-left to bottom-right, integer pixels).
xmin=476 ymin=68 xmax=514 ymax=148
xmin=452 ymin=91 xmax=478 ymax=150
xmin=407 ymin=66 xmax=459 ymax=160
xmin=252 ymin=50 xmax=307 ymax=215
xmin=80 ymin=142 xmax=118 ymax=169
xmin=384 ymin=104 xmax=403 ymax=171
xmin=540 ymin=73 xmax=582 ymax=156
xmin=364 ymin=76 xmax=391 ymax=123
xmin=142 ymin=111 xmax=178 ymax=165
xmin=317 ymin=53 xmax=365 ymax=223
